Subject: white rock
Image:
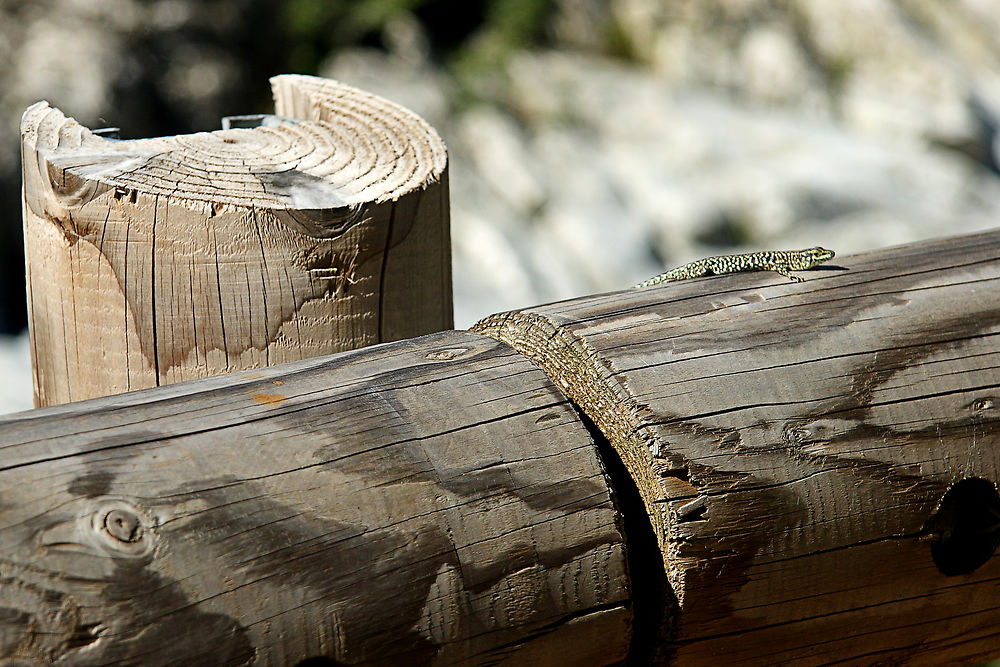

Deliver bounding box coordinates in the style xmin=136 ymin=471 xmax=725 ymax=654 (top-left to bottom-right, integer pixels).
xmin=0 ymin=334 xmax=35 ymax=415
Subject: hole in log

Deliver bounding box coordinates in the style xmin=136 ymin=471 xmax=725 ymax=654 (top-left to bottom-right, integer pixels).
xmin=928 ymin=477 xmax=1000 ymax=576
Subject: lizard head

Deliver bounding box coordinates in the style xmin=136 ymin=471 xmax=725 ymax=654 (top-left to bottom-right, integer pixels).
xmin=790 ymin=246 xmax=835 ymax=270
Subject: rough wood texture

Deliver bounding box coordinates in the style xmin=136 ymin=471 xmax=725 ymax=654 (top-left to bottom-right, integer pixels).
xmin=21 ymin=74 xmax=452 ymax=407
xmin=473 ymin=230 xmax=1000 ymax=666
xmin=0 ymin=330 xmax=630 ymax=666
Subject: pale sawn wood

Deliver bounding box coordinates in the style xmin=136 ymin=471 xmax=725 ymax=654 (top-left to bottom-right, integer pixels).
xmin=0 ymin=330 xmax=630 ymax=666
xmin=21 ymin=74 xmax=452 ymax=407
xmin=474 ymin=229 xmax=1000 ymax=666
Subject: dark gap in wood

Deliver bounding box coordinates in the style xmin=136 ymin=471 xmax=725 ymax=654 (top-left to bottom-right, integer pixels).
xmin=927 ymin=477 xmax=1000 ymax=576
xmin=658 ymin=467 xmax=690 ymax=482
xmin=150 ymin=194 xmax=160 ymax=386
xmin=578 ymin=405 xmax=677 ymax=666
xmin=377 ymin=201 xmax=397 ymax=343
xmin=674 ymin=497 xmax=708 ymax=523
xmin=476 ymin=600 xmax=629 ymax=659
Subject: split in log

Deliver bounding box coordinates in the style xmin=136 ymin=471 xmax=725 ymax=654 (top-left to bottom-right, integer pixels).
xmin=21 ymin=74 xmax=452 ymax=407
xmin=473 ymin=229 xmax=1000 ymax=665
xmin=0 ymin=331 xmax=631 ymax=666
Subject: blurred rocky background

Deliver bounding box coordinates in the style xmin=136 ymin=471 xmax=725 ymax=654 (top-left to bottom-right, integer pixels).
xmin=2 ymin=0 xmax=1000 ymax=413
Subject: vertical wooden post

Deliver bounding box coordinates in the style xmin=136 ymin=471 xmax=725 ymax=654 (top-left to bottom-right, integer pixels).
xmin=21 ymin=75 xmax=451 ymax=407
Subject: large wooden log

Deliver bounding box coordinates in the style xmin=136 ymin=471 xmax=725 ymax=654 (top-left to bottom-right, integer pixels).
xmin=474 ymin=229 xmax=1000 ymax=665
xmin=4 ymin=231 xmax=1000 ymax=665
xmin=21 ymin=74 xmax=452 ymax=407
xmin=0 ymin=330 xmax=630 ymax=666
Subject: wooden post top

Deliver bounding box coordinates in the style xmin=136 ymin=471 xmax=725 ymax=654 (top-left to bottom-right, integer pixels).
xmin=22 ymin=74 xmax=447 ymax=217
xmin=21 ymin=75 xmax=453 ymax=406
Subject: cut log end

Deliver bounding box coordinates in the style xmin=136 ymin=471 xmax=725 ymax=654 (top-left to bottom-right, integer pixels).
xmin=21 ymin=76 xmax=446 ymax=217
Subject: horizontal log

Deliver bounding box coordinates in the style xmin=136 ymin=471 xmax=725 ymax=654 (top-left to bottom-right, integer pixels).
xmin=0 ymin=331 xmax=630 ymax=665
xmin=4 ymin=230 xmax=999 ymax=665
xmin=473 ymin=229 xmax=1000 ymax=665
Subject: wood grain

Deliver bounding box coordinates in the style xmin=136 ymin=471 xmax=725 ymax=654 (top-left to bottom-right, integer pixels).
xmin=474 ymin=230 xmax=1000 ymax=665
xmin=21 ymin=74 xmax=452 ymax=407
xmin=0 ymin=330 xmax=630 ymax=666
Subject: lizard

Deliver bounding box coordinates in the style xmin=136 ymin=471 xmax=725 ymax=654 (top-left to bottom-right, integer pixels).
xmin=634 ymin=246 xmax=835 ymax=288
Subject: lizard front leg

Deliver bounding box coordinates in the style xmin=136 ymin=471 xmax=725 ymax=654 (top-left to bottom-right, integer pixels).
xmin=774 ymin=267 xmax=804 ymax=282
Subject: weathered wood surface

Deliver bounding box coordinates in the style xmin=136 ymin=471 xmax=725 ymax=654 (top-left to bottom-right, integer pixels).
xmin=0 ymin=330 xmax=630 ymax=666
xmin=21 ymin=74 xmax=452 ymax=407
xmin=474 ymin=229 xmax=1000 ymax=666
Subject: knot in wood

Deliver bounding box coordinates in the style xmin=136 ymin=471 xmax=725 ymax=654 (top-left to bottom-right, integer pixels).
xmin=969 ymin=397 xmax=995 ymax=412
xmin=104 ymin=508 xmax=143 ymax=543
xmin=90 ymin=501 xmax=154 ymax=556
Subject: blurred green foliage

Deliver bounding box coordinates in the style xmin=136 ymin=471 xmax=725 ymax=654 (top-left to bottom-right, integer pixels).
xmin=284 ymin=0 xmax=423 ymax=72
xmin=282 ymin=0 xmax=551 ymax=85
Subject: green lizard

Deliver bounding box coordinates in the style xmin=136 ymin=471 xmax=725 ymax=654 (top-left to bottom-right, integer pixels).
xmin=635 ymin=247 xmax=835 ymax=288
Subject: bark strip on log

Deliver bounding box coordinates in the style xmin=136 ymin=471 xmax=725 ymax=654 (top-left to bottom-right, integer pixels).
xmin=0 ymin=330 xmax=629 ymax=666
xmin=21 ymin=74 xmax=452 ymax=407
xmin=473 ymin=230 xmax=1000 ymax=666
